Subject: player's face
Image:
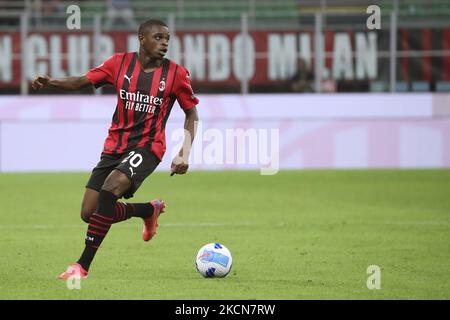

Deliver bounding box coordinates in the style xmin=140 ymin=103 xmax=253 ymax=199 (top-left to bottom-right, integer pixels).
xmin=140 ymin=25 xmax=170 ymax=59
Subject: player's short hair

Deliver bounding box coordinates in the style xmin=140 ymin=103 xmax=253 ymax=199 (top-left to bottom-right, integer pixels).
xmin=138 ymin=19 xmax=168 ymax=35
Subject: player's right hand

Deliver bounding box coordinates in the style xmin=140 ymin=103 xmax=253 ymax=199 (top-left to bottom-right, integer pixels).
xmin=32 ymin=75 xmax=51 ymax=90
xmin=170 ymin=154 xmax=189 ymax=176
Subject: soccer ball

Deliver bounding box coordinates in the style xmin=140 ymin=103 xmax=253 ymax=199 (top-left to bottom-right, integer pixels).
xmin=195 ymin=243 xmax=232 ymax=278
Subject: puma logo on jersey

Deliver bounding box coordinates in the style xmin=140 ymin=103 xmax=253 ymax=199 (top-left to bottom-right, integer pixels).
xmin=124 ymin=75 xmax=133 ymax=83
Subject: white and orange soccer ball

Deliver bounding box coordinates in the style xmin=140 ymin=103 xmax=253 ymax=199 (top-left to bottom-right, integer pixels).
xmin=195 ymin=243 xmax=232 ymax=278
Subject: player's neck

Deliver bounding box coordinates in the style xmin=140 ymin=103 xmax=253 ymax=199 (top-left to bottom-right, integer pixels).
xmin=137 ymin=51 xmax=163 ymax=73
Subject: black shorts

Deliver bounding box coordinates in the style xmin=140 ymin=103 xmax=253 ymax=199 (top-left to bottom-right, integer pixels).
xmin=86 ymin=148 xmax=161 ymax=199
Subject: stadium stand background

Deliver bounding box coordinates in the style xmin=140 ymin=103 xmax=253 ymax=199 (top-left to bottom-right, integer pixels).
xmin=0 ymin=0 xmax=449 ymax=94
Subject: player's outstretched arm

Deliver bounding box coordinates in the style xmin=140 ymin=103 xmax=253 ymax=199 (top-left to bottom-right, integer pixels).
xmin=32 ymin=75 xmax=92 ymax=91
xmin=171 ymin=106 xmax=199 ymax=176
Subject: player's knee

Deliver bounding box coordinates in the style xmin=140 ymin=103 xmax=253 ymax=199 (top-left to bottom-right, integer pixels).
xmin=80 ymin=210 xmax=92 ymax=223
xmin=80 ymin=200 xmax=97 ymax=223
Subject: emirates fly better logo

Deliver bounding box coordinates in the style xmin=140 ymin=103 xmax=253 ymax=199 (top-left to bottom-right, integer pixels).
xmin=119 ymin=89 xmax=163 ymax=114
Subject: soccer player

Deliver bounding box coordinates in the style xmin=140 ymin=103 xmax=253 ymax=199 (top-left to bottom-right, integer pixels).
xmin=31 ymin=19 xmax=199 ymax=279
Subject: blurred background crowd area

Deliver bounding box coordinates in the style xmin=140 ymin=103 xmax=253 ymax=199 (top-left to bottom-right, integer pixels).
xmin=0 ymin=0 xmax=449 ymax=94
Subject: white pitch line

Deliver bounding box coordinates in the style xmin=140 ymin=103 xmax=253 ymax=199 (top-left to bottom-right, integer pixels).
xmin=0 ymin=222 xmax=259 ymax=230
xmin=1 ymin=221 xmax=446 ymax=231
xmin=382 ymin=220 xmax=450 ymax=226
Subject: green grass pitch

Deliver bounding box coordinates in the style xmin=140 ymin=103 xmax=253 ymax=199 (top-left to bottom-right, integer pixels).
xmin=0 ymin=170 xmax=449 ymax=299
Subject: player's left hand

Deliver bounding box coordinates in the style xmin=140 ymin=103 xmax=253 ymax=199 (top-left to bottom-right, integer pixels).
xmin=32 ymin=75 xmax=51 ymax=90
xmin=170 ymin=155 xmax=189 ymax=176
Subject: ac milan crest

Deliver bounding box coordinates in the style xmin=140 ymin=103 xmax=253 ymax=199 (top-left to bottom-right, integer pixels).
xmin=159 ymin=80 xmax=166 ymax=91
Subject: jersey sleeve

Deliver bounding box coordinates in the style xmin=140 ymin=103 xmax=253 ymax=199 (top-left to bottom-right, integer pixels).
xmin=173 ymin=67 xmax=199 ymax=111
xmin=85 ymin=54 xmax=119 ymax=88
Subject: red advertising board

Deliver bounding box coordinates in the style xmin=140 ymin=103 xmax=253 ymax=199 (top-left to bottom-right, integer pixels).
xmin=0 ymin=29 xmax=448 ymax=88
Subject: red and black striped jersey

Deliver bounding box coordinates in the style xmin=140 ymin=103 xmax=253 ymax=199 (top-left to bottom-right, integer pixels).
xmin=85 ymin=52 xmax=199 ymax=160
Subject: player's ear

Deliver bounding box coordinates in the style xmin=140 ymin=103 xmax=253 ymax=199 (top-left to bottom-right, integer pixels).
xmin=138 ymin=34 xmax=145 ymax=45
